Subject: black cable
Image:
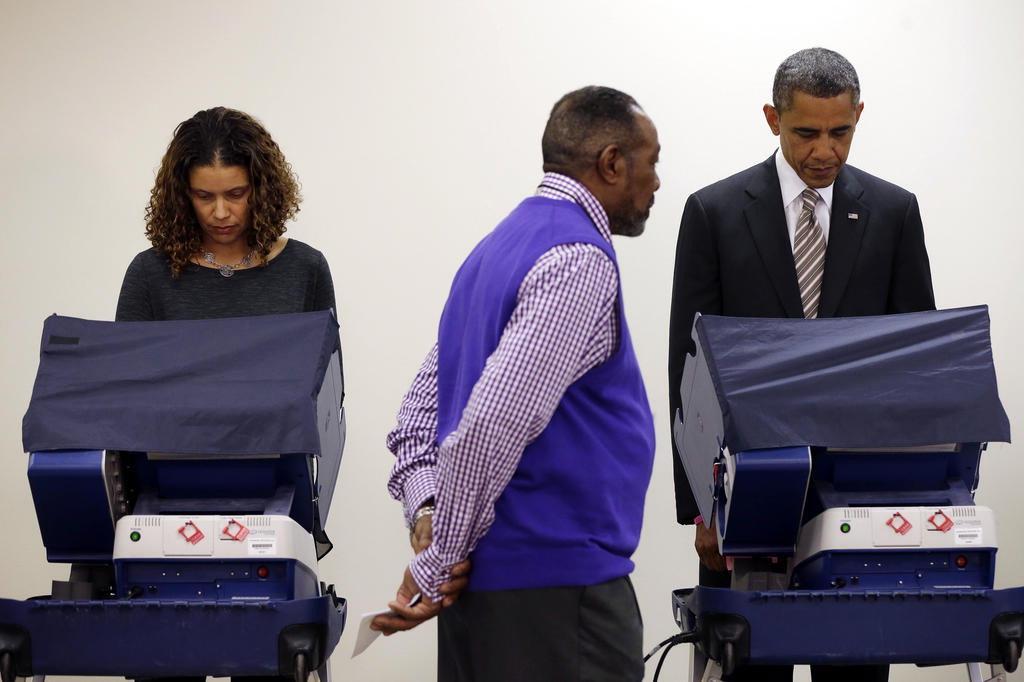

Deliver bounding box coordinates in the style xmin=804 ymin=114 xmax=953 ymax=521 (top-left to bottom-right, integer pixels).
xmin=652 ymin=638 xmax=682 ymax=682
xmin=645 ymin=632 xmax=698 ymax=682
xmin=644 ymin=633 xmax=681 ymax=662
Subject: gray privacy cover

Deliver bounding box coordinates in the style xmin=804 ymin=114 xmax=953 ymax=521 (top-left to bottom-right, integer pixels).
xmin=22 ymin=311 xmax=340 ymax=455
xmin=694 ymin=306 xmax=1010 ymax=452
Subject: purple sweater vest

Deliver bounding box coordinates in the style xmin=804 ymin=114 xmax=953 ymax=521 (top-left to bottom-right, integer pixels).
xmin=436 ymin=197 xmax=655 ymax=591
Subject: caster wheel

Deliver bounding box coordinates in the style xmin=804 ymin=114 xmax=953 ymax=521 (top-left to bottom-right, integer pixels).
xmin=720 ymin=641 xmax=736 ymax=677
xmin=0 ymin=651 xmax=13 ymax=682
xmin=294 ymin=651 xmax=309 ymax=682
xmin=1003 ymin=638 xmax=1020 ymax=673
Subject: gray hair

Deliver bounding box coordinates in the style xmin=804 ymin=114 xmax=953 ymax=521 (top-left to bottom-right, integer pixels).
xmin=542 ymin=86 xmax=643 ymax=175
xmin=772 ymin=48 xmax=860 ymax=112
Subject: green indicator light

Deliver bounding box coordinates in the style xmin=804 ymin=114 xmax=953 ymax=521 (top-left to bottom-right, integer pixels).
xmin=840 ymin=523 xmax=851 ymax=534
xmin=130 ymin=531 xmax=142 ymax=542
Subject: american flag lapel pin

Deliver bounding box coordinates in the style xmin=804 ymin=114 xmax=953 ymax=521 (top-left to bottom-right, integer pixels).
xmin=848 ymin=212 xmax=859 ymax=220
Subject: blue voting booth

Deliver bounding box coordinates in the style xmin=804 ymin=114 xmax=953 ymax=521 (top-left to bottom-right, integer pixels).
xmin=1 ymin=311 xmax=347 ymax=681
xmin=671 ymin=307 xmax=1020 ymax=681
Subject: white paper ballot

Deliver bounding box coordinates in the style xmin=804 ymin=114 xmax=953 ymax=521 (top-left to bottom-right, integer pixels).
xmin=351 ymin=593 xmax=421 ymax=658
xmin=351 ymin=608 xmax=390 ymax=658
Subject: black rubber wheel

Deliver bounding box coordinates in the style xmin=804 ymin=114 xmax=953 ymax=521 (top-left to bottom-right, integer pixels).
xmin=720 ymin=641 xmax=736 ymax=677
xmin=0 ymin=651 xmax=13 ymax=682
xmin=1003 ymin=638 xmax=1020 ymax=673
xmin=293 ymin=651 xmax=309 ymax=682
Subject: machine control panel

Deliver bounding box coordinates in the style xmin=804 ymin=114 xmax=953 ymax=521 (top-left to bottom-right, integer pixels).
xmin=795 ymin=505 xmax=996 ymax=565
xmin=111 ymin=514 xmax=321 ymax=602
xmin=792 ymin=506 xmax=999 ymax=591
xmin=113 ymin=514 xmax=317 ymax=567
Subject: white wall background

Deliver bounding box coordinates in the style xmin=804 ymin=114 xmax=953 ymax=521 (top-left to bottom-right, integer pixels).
xmin=1 ymin=1 xmax=1022 ymax=680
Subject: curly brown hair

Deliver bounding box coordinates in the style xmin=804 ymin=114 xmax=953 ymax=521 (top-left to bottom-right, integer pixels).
xmin=145 ymin=107 xmax=301 ymax=277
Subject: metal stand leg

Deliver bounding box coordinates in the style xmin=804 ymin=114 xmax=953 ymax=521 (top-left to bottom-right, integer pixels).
xmin=966 ymin=662 xmax=1007 ymax=682
xmin=690 ymin=648 xmax=706 ymax=682
xmin=313 ymin=657 xmax=331 ymax=682
xmin=690 ymin=647 xmax=726 ymax=682
xmin=700 ymin=660 xmax=724 ymax=682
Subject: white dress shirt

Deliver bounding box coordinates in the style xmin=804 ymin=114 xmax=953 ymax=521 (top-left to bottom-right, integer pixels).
xmin=775 ymin=150 xmax=833 ymax=247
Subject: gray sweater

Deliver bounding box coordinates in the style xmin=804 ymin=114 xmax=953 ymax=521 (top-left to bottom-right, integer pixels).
xmin=115 ymin=239 xmax=336 ymax=321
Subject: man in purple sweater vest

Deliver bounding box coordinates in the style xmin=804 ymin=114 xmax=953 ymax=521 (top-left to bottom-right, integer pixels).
xmin=372 ymin=86 xmax=660 ymax=681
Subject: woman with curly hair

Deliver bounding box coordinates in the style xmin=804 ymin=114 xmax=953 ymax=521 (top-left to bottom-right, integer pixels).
xmin=116 ymin=107 xmax=335 ymax=321
xmin=114 ymin=110 xmax=336 ymax=682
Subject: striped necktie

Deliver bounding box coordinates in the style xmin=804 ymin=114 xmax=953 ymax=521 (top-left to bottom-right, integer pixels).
xmin=794 ymin=187 xmax=826 ymax=319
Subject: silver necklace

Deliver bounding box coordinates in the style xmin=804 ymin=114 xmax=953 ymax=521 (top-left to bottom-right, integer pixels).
xmin=202 ymin=250 xmax=254 ymax=278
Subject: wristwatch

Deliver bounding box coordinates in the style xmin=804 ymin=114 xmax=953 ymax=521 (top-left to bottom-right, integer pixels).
xmin=412 ymin=503 xmax=435 ymax=527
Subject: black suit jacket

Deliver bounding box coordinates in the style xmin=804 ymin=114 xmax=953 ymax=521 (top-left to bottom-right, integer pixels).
xmin=668 ymin=154 xmax=936 ymax=524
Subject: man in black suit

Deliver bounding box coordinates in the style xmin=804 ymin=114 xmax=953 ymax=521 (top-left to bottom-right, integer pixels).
xmin=668 ymin=48 xmax=935 ymax=681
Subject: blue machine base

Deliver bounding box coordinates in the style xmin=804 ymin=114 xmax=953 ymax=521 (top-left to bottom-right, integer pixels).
xmin=0 ymin=593 xmax=346 ymax=677
xmin=673 ymin=586 xmax=1024 ymax=668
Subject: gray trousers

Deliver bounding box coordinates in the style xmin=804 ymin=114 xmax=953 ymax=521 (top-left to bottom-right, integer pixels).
xmin=438 ymin=576 xmax=644 ymax=682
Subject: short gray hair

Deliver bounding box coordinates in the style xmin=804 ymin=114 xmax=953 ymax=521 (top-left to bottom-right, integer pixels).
xmin=542 ymin=86 xmax=643 ymax=175
xmin=772 ymin=48 xmax=860 ymax=112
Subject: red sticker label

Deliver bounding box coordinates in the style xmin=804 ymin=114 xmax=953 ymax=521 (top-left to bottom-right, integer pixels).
xmin=178 ymin=521 xmax=205 ymax=545
xmin=886 ymin=513 xmax=913 ymax=535
xmin=222 ymin=519 xmax=250 ymax=541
